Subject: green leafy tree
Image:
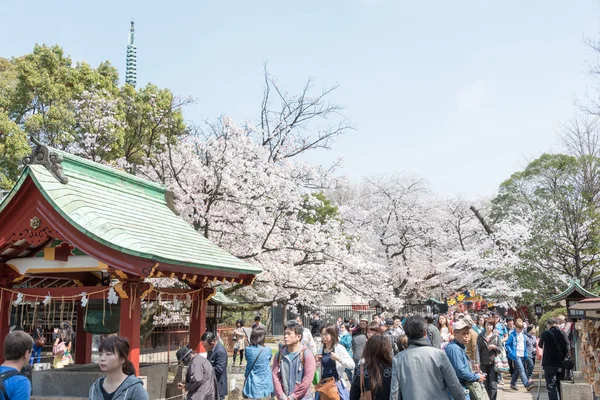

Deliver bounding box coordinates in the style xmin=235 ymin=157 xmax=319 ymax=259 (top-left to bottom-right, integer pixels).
xmin=0 ymin=44 xmax=189 ymax=188
xmin=492 ymin=153 xmax=600 ymax=296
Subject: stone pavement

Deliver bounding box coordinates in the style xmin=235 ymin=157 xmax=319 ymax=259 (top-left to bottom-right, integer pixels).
xmin=499 ymin=384 xmax=548 ymax=400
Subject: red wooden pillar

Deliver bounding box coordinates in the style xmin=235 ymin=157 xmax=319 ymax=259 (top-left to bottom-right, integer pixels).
xmin=75 ymin=305 xmax=92 ymax=364
xmin=0 ymin=289 xmax=12 ymax=364
xmin=119 ymin=295 xmax=141 ymax=375
xmin=189 ymin=293 xmax=207 ymax=353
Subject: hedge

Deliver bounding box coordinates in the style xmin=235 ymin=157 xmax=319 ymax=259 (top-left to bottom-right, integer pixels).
xmin=538 ymin=307 xmax=567 ymax=332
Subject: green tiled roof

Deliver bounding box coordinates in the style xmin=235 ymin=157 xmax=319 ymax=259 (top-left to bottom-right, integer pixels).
xmin=0 ymin=150 xmax=261 ymax=277
xmin=549 ymin=278 xmax=596 ymax=302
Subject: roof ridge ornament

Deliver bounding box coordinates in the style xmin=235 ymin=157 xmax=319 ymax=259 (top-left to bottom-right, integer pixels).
xmin=22 ymin=135 xmax=69 ymax=184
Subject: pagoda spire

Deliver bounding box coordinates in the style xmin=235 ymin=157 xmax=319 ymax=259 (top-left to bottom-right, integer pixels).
xmin=126 ymin=20 xmax=137 ymax=87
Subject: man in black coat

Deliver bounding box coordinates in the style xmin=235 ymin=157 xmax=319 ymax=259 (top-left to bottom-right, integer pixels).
xmin=539 ymin=317 xmax=569 ymax=400
xmin=202 ymin=332 xmax=228 ymax=400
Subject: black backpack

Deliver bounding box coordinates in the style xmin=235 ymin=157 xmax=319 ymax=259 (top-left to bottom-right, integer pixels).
xmin=0 ymin=370 xmax=23 ymax=400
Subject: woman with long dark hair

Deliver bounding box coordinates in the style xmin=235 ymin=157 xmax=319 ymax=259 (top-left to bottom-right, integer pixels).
xmin=437 ymin=315 xmax=453 ymax=350
xmin=89 ymin=335 xmax=149 ymax=399
xmin=53 ymin=321 xmax=73 ymax=368
xmin=232 ymin=320 xmax=248 ymax=367
xmin=350 ymin=336 xmax=393 ymax=400
xmin=316 ymin=323 xmax=355 ymax=400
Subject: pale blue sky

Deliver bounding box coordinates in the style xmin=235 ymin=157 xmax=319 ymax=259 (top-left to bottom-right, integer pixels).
xmin=2 ymin=0 xmax=600 ymax=198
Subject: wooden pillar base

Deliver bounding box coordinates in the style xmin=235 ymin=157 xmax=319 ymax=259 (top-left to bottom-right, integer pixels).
xmin=0 ymin=293 xmax=11 ymax=364
xmin=189 ymin=292 xmax=207 ymax=353
xmin=75 ymin=305 xmax=92 ymax=364
xmin=119 ymin=295 xmax=141 ymax=375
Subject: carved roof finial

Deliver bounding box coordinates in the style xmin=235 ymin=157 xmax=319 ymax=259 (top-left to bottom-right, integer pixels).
xmin=22 ymin=135 xmax=69 ymax=184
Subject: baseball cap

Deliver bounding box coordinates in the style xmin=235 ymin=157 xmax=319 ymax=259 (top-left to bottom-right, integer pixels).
xmin=359 ymin=314 xmax=369 ymax=322
xmin=463 ymin=315 xmax=474 ymax=325
xmin=453 ymin=320 xmax=472 ymax=331
xmin=385 ymin=318 xmax=394 ymax=326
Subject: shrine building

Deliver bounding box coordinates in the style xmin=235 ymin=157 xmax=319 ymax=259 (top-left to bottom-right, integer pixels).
xmin=0 ymin=140 xmax=261 ymax=375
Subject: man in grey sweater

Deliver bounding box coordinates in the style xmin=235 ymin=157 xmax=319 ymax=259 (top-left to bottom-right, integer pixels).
xmin=351 ymin=314 xmax=369 ymax=365
xmin=426 ymin=314 xmax=442 ymax=349
xmin=390 ymin=315 xmax=466 ymax=400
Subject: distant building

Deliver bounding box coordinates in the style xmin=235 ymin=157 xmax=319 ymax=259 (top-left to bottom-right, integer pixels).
xmin=126 ymin=20 xmax=137 ymax=87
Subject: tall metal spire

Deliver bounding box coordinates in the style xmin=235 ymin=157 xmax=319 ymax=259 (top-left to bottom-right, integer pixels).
xmin=126 ymin=20 xmax=137 ymax=87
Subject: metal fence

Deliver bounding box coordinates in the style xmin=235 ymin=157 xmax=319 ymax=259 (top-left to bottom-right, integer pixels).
xmin=140 ymin=329 xmax=189 ymax=365
xmin=270 ymin=303 xmax=436 ymax=335
xmin=139 ymin=325 xmax=237 ymax=364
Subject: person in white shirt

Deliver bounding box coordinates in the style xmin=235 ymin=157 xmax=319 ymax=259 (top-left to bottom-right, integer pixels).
xmin=506 ymin=319 xmax=533 ymax=392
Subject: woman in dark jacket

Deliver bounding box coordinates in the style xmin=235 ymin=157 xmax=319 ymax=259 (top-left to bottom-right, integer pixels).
xmin=477 ymin=317 xmax=502 ymax=400
xmin=350 ymin=336 xmax=392 ymax=400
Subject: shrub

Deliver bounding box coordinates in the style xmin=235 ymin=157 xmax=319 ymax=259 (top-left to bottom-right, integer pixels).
xmin=538 ymin=307 xmax=567 ymax=332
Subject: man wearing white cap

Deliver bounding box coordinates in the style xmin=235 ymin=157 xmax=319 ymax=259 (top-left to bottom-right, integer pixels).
xmin=445 ymin=320 xmax=486 ymax=396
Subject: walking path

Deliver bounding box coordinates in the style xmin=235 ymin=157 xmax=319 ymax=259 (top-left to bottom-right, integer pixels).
xmin=499 ymin=385 xmax=548 ymax=400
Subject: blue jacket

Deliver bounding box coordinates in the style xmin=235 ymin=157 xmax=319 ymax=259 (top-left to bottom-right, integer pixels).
xmin=339 ymin=333 xmax=353 ymax=358
xmin=505 ymin=330 xmax=528 ymax=361
xmin=208 ymin=342 xmax=228 ymax=398
xmin=244 ymin=345 xmax=274 ymax=399
xmin=445 ymin=340 xmax=480 ymax=385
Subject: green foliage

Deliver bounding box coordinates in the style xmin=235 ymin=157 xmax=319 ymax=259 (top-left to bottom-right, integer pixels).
xmin=492 ymin=153 xmax=600 ymax=292
xmin=0 ymin=114 xmax=29 ymax=189
xmin=298 ymin=192 xmax=339 ymax=224
xmin=0 ymin=44 xmax=189 ymax=188
xmin=538 ymin=307 xmax=567 ymax=332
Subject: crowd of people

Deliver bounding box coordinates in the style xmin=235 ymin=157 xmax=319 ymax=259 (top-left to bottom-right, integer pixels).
xmin=0 ymin=311 xmax=574 ymax=400
xmin=240 ymin=310 xmax=573 ymax=400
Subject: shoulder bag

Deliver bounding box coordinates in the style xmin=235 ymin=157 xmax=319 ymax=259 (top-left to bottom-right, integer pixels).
xmin=494 ymin=348 xmax=510 ymax=373
xmin=242 ymin=347 xmax=265 ymax=399
xmin=359 ymin=364 xmax=372 ymax=400
xmin=549 ymin=329 xmax=574 ymax=370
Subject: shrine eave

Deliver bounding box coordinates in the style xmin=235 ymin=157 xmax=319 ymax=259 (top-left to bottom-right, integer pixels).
xmin=0 ymin=149 xmax=261 ymax=281
xmin=548 ymin=278 xmax=596 ymax=302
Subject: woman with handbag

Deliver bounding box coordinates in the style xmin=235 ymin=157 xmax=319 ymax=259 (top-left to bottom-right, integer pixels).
xmin=477 ymin=318 xmax=502 ymax=400
xmin=349 ymin=336 xmax=392 ymax=400
xmin=52 ymin=322 xmax=72 ymax=369
xmin=233 ymin=320 xmax=248 ymax=368
xmin=315 ymin=323 xmax=355 ymax=400
xmin=31 ymin=323 xmax=45 ymax=366
xmin=242 ymin=327 xmax=273 ymax=399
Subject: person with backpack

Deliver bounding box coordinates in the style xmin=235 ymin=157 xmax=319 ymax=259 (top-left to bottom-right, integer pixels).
xmin=381 ymin=319 xmax=400 ymax=356
xmin=272 ymin=323 xmax=316 ymax=400
xmin=0 ymin=331 xmax=33 ymax=400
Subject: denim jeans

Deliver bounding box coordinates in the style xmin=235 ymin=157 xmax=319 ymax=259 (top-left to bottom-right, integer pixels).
xmin=30 ymin=344 xmax=42 ymax=365
xmin=510 ymin=356 xmax=529 ymax=387
xmin=525 ymin=356 xmax=535 ymax=380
